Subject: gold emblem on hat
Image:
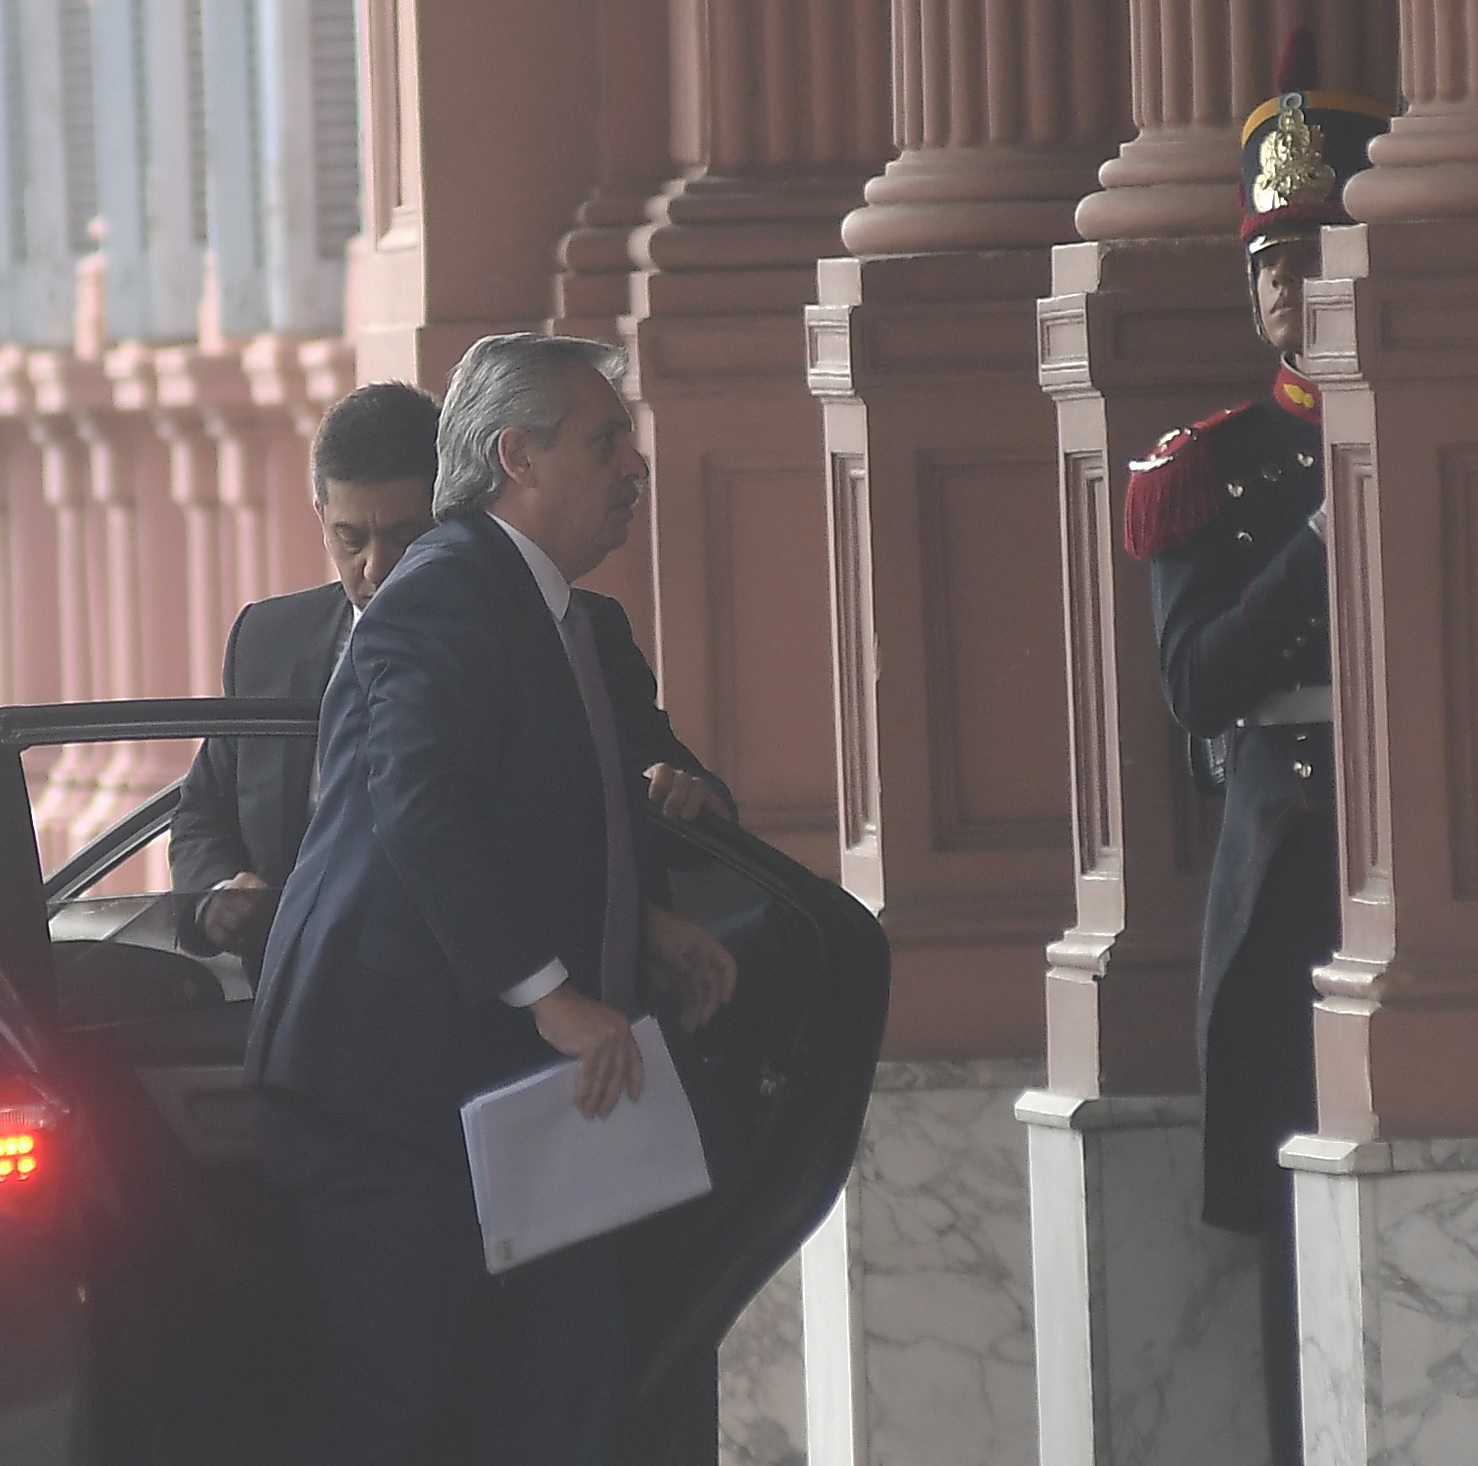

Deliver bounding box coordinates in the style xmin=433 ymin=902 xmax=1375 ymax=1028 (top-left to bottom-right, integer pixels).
xmin=1252 ymin=94 xmax=1336 ymax=212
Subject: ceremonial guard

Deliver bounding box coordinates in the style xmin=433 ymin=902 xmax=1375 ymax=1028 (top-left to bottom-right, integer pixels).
xmin=1122 ymin=28 xmax=1389 ymax=1465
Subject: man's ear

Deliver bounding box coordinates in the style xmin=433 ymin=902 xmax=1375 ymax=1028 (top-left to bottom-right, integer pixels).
xmin=498 ymin=425 xmax=536 ymax=485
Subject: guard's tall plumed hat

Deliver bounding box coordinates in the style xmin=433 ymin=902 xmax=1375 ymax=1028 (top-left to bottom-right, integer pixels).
xmin=1239 ymin=25 xmax=1390 ymax=257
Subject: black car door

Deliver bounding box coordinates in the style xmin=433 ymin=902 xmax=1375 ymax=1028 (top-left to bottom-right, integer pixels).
xmin=0 ymin=698 xmax=889 ymax=1466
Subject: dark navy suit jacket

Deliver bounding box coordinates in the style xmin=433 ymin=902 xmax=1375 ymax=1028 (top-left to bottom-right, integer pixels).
xmin=244 ymin=513 xmax=723 ymax=1147
xmin=170 ymin=582 xmax=351 ymax=893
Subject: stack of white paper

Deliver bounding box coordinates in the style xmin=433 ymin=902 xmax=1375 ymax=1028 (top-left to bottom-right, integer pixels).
xmin=460 ymin=1015 xmax=713 ymax=1275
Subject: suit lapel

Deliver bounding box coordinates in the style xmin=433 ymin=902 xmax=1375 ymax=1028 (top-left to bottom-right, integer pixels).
xmin=273 ymin=592 xmax=352 ymax=877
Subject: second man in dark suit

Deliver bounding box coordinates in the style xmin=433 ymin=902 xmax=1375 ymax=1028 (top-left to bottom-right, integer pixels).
xmin=168 ymin=381 xmax=441 ymax=955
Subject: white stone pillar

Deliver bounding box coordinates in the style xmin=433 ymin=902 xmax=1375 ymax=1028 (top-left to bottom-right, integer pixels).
xmin=1 ymin=1 xmax=97 ymax=344
xmin=201 ymin=0 xmax=359 ymax=337
xmin=90 ymin=0 xmax=205 ymax=340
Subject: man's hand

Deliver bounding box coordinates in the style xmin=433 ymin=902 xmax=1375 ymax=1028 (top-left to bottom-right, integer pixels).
xmin=199 ymin=871 xmax=273 ymax=955
xmin=531 ymin=984 xmax=644 ymax=1118
xmin=646 ymin=905 xmax=738 ymax=1032
xmin=645 ymin=763 xmax=730 ymax=821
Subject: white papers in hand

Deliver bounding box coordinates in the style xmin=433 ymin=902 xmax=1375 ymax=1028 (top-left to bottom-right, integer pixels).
xmin=460 ymin=1014 xmax=712 ymax=1275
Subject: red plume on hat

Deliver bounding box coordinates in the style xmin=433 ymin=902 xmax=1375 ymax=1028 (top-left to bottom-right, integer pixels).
xmin=1238 ymin=25 xmax=1390 ymax=253
xmin=1275 ymin=23 xmax=1318 ymax=94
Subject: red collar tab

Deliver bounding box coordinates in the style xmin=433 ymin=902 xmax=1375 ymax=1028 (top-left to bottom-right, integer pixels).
xmin=1274 ymin=360 xmax=1321 ymax=424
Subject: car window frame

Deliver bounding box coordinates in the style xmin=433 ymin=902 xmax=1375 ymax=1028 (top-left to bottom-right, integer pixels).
xmin=0 ymin=698 xmax=319 ymax=1023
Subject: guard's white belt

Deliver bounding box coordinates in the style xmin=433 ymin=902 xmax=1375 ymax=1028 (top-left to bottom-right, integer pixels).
xmin=1239 ymin=685 xmax=1333 ymax=726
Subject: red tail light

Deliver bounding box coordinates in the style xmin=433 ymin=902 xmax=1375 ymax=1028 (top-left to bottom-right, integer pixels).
xmin=0 ymin=1074 xmax=64 ymax=1226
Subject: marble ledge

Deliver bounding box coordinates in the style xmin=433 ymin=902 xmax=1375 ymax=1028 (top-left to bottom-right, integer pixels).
xmin=1015 ymin=1087 xmax=1201 ymax=1132
xmin=873 ymin=1056 xmax=1043 ymax=1094
xmin=1282 ymin=1132 xmax=1478 ymax=1177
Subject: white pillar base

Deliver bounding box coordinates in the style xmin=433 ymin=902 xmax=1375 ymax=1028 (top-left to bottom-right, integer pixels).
xmin=1285 ymin=1134 xmax=1478 ymax=1466
xmin=1017 ymin=1091 xmax=1269 ymax=1466
xmin=800 ymin=1058 xmax=1042 ymax=1466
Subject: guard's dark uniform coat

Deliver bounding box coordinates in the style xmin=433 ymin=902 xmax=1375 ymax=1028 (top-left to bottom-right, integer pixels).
xmin=1126 ymin=359 xmax=1339 ymax=1232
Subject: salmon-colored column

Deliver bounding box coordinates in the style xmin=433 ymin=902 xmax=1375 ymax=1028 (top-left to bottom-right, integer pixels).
xmin=1272 ymin=14 xmax=1478 ymax=1455
xmin=547 ymin=0 xmax=670 ymax=650
xmin=807 ymin=0 xmax=1132 ymax=1053
xmin=26 ymin=354 xmax=109 ymax=869
xmin=239 ymin=336 xmax=345 ymax=597
xmin=352 ymin=0 xmax=600 ymax=388
xmin=628 ymin=0 xmax=892 ymax=875
xmin=1301 ymin=2 xmax=1478 ymax=1141
xmin=154 ymin=355 xmax=238 ymax=700
xmin=1077 ymin=0 xmax=1397 ymax=239
xmin=0 ymin=351 xmax=61 ymax=714
xmin=0 ymin=351 xmax=63 ymax=807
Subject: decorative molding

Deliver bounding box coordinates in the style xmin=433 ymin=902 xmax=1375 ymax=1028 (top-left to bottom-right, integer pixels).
xmin=1330 ymin=441 xmax=1391 ymax=910
xmin=1061 ymin=449 xmax=1119 ymax=880
xmin=806 ymin=307 xmax=855 ymax=398
xmin=829 ymin=451 xmax=877 ymax=853
xmin=1037 ymin=299 xmax=1091 ymax=392
xmin=917 ymin=451 xmax=1073 ymax=855
xmin=1443 ymin=444 xmax=1478 ymax=901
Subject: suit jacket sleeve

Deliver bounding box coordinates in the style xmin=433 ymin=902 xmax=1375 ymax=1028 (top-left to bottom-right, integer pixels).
xmin=1151 ymin=521 xmax=1327 ymax=739
xmin=349 ymin=562 xmax=574 ymax=1004
xmin=169 ymin=606 xmax=254 ymax=892
xmin=587 ymin=592 xmax=737 ymax=818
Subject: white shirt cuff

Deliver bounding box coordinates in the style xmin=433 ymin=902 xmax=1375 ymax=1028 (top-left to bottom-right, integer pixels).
xmin=501 ymin=956 xmax=569 ymax=1008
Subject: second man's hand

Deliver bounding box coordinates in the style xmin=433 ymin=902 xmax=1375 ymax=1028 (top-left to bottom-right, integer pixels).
xmin=200 ymin=870 xmax=273 ymax=954
xmin=531 ymin=984 xmax=644 ymax=1118
xmin=645 ymin=762 xmax=730 ymax=821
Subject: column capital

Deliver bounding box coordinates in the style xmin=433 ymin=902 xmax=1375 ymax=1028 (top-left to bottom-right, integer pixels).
xmin=841 ymin=0 xmax=1132 ymax=255
xmin=1076 ymin=1 xmax=1399 ymax=242
xmin=1345 ymin=1 xmax=1478 ymax=223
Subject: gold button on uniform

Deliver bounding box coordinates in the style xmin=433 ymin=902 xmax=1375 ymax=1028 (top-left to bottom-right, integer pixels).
xmin=1293 ymin=761 xmax=1313 ymax=779
xmin=1297 ymin=451 xmax=1315 ymax=468
xmin=1236 ymin=530 xmax=1253 ymax=543
xmin=1227 ymin=481 xmax=1245 ymax=498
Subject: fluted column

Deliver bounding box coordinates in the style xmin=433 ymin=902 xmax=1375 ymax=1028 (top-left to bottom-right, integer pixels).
xmin=1285 ymin=11 xmax=1478 ymax=1454
xmin=27 ymin=354 xmax=109 ymax=870
xmin=1345 ymin=0 xmax=1478 ymax=219
xmin=102 ymin=346 xmax=195 ymax=812
xmin=249 ymin=335 xmax=355 ymax=596
xmin=1077 ymin=0 xmax=1399 ymax=239
xmin=797 ymin=10 xmax=1136 ymax=1466
xmin=551 ymin=0 xmax=670 ymax=342
xmin=154 ymin=351 xmax=240 ymax=700
xmin=352 ymin=0 xmax=602 ymax=386
xmin=625 ymin=0 xmax=892 ymax=875
xmin=0 ymin=350 xmax=61 ymax=714
xmin=842 ymin=0 xmax=1132 ymax=252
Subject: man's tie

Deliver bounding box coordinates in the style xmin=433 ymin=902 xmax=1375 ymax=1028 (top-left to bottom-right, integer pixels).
xmin=562 ymin=595 xmax=640 ymax=1015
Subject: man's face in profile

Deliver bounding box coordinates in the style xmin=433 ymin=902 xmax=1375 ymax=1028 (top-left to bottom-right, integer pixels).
xmin=505 ymin=364 xmax=648 ymax=582
xmin=318 ymin=477 xmax=435 ymax=610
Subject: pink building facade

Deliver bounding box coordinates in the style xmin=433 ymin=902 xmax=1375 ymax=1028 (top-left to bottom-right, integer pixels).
xmin=6 ymin=1 xmax=1478 ymax=1462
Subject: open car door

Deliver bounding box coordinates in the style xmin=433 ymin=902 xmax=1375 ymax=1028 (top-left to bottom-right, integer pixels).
xmin=0 ymin=698 xmax=889 ymax=1465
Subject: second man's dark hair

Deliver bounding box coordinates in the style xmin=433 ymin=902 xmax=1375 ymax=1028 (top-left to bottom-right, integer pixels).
xmin=311 ymin=381 xmax=441 ymax=508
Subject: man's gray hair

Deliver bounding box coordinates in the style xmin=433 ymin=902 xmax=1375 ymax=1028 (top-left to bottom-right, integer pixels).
xmin=433 ymin=333 xmax=627 ymax=522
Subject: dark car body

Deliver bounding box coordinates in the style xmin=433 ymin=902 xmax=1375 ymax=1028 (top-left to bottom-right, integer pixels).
xmin=0 ymin=698 xmax=889 ymax=1465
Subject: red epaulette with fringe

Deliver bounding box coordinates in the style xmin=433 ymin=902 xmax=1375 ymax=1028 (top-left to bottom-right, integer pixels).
xmin=1123 ymin=403 xmax=1252 ymax=559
